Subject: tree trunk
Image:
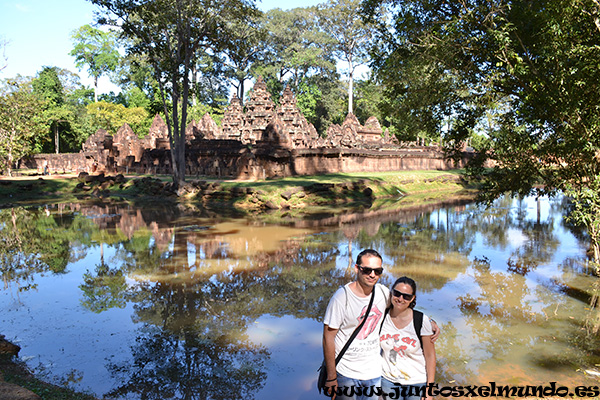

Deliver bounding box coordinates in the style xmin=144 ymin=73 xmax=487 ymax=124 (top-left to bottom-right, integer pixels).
xmin=191 ymin=65 xmax=197 ymax=106
xmin=94 ymin=75 xmax=98 ymax=103
xmin=348 ymin=74 xmax=354 ymax=115
xmin=348 ymin=59 xmax=354 ymax=115
xmin=6 ymin=149 xmax=12 ymax=177
xmin=54 ymin=123 xmax=59 ymax=154
xmin=239 ymin=79 xmax=245 ymax=104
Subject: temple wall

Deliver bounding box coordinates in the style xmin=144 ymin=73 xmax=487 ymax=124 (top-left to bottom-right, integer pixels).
xmin=24 ymin=152 xmax=90 ymax=174
xmin=288 ymin=148 xmax=463 ymax=176
xmin=24 ymin=146 xmax=470 ymax=180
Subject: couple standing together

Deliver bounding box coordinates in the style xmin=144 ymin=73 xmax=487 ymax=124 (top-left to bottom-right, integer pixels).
xmin=322 ymin=249 xmax=439 ymax=400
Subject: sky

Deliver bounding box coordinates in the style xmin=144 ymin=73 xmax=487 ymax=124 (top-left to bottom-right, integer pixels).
xmin=0 ymin=0 xmax=325 ymax=95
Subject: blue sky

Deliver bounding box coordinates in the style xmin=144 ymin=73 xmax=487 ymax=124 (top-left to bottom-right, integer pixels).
xmin=0 ymin=0 xmax=325 ymax=94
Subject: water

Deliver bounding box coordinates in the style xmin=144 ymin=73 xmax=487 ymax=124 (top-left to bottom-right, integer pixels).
xmin=1 ymin=195 xmax=599 ymax=399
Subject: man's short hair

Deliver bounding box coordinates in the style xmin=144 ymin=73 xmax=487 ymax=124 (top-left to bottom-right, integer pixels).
xmin=355 ymin=249 xmax=382 ymax=266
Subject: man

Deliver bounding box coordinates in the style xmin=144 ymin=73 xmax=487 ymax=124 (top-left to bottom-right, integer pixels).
xmin=322 ymin=249 xmax=439 ymax=399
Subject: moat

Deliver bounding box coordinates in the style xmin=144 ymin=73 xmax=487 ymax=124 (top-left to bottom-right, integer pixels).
xmin=1 ymin=195 xmax=599 ymax=399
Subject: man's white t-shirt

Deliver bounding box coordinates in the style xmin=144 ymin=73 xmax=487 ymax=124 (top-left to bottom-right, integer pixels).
xmin=379 ymin=312 xmax=433 ymax=384
xmin=323 ymin=283 xmax=389 ymax=380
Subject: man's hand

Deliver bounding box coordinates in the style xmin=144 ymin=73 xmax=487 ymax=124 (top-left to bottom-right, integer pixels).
xmin=324 ymin=378 xmax=337 ymax=399
xmin=430 ymin=319 xmax=441 ymax=342
xmin=323 ymin=325 xmax=339 ymax=398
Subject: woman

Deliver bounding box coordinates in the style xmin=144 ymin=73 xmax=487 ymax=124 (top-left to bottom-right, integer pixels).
xmin=379 ymin=276 xmax=436 ymax=400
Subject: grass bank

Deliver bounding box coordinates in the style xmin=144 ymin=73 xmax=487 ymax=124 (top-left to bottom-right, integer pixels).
xmin=0 ymin=355 xmax=97 ymax=400
xmin=0 ymin=169 xmax=476 ymax=212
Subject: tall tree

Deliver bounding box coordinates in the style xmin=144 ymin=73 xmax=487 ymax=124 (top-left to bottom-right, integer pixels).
xmin=0 ymin=78 xmax=47 ymax=176
xmin=221 ymin=14 xmax=266 ymax=103
xmin=254 ymin=8 xmax=337 ymax=97
xmin=70 ymin=24 xmax=120 ymax=102
xmin=318 ymin=0 xmax=373 ymax=115
xmin=33 ymin=66 xmax=72 ymax=154
xmin=363 ymin=0 xmax=600 ymax=265
xmin=90 ymin=0 xmax=260 ymax=188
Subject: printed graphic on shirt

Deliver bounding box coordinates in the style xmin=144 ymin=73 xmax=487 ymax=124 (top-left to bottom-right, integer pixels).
xmin=380 ymin=333 xmax=418 ymax=363
xmin=356 ymin=305 xmax=383 ymax=340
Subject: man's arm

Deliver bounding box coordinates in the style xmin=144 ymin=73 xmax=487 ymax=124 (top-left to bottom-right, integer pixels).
xmin=323 ymin=324 xmax=339 ymax=395
xmin=429 ymin=319 xmax=441 ymax=342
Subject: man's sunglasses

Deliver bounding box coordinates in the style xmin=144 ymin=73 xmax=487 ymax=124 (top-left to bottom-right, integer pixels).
xmin=392 ymin=289 xmax=414 ymax=301
xmin=356 ymin=265 xmax=384 ymax=276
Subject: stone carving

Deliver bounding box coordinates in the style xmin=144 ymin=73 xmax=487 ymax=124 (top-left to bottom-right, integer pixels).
xmin=197 ymin=113 xmax=222 ymax=140
xmin=241 ymin=76 xmax=275 ymax=144
xmin=221 ymin=94 xmax=244 ymax=140
xmin=146 ymin=114 xmax=170 ymax=149
xmin=112 ymin=123 xmax=144 ymax=166
xmin=273 ymin=85 xmax=320 ymax=149
xmin=323 ymin=112 xmax=387 ymax=149
xmin=82 ymin=128 xmax=111 ymax=152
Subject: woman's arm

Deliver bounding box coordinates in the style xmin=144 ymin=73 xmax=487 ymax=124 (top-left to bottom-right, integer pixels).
xmin=421 ymin=335 xmax=436 ymax=400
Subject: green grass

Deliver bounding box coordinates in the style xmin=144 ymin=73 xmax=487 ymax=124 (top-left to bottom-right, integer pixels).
xmin=0 ymin=170 xmax=476 ymax=210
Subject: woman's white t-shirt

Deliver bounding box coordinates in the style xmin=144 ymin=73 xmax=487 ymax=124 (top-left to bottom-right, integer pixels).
xmin=379 ymin=311 xmax=433 ymax=384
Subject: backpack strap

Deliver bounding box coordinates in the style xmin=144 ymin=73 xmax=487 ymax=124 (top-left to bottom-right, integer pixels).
xmin=413 ymin=309 xmax=424 ymax=351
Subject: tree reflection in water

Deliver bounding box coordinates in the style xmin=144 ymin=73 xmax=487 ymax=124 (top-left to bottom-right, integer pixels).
xmin=80 ymin=210 xmax=347 ymax=399
xmin=105 ymin=280 xmax=269 ymax=400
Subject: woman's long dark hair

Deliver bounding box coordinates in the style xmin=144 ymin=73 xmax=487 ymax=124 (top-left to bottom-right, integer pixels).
xmin=392 ymin=276 xmax=417 ymax=309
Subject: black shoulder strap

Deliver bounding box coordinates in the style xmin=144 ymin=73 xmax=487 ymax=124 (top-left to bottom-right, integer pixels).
xmin=413 ymin=310 xmax=424 ymax=350
xmin=334 ymin=286 xmax=376 ymax=365
xmin=379 ymin=305 xmax=391 ymax=335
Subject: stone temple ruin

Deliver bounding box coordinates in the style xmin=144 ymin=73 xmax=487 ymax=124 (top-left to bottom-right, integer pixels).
xmin=27 ymin=77 xmax=469 ymax=179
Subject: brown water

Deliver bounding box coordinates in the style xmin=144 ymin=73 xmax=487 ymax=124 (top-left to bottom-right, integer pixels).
xmin=1 ymin=195 xmax=598 ymax=399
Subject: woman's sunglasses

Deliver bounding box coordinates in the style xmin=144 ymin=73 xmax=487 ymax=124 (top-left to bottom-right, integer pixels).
xmin=392 ymin=289 xmax=414 ymax=300
xmin=356 ymin=265 xmax=384 ymax=276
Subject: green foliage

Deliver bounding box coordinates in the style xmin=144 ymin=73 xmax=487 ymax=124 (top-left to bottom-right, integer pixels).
xmin=250 ymin=7 xmax=345 ymax=133
xmin=32 ymin=66 xmax=64 ymax=107
xmin=30 ymin=66 xmax=102 ymax=153
xmin=86 ymin=100 xmax=149 ymax=136
xmin=220 ymin=11 xmax=266 ymax=102
xmin=0 ymin=207 xmax=73 ymax=291
xmin=190 ymin=52 xmax=231 ymax=108
xmin=353 ymin=76 xmax=384 ymax=129
xmin=70 ymin=25 xmax=121 ymax=102
xmin=296 ymin=76 xmax=346 ymax=134
xmin=296 ymin=81 xmax=321 ymax=123
xmin=80 ymin=263 xmax=128 ymax=313
xmin=186 ymin=103 xmax=225 ymax=126
xmin=565 ymin=175 xmax=600 ymax=270
xmin=0 ymin=78 xmax=47 ymax=175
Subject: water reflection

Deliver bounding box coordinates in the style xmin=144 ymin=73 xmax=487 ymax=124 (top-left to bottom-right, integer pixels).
xmin=0 ymin=195 xmax=599 ymax=399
